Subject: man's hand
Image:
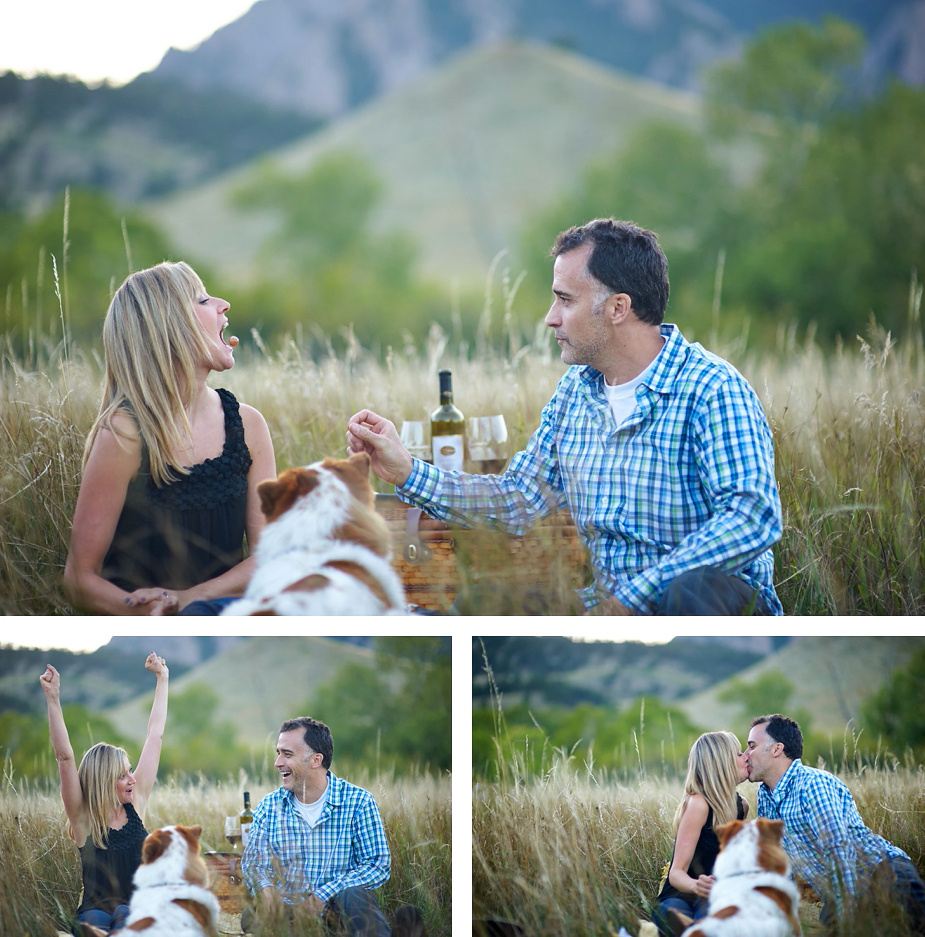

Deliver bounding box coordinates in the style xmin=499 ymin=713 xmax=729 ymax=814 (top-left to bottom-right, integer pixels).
xmin=346 ymin=409 xmax=415 ymax=487
xmin=305 ymin=894 xmax=325 ymax=917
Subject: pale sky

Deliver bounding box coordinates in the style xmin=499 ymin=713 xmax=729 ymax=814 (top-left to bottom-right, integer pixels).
xmin=1 ymin=1 xmax=257 ymax=86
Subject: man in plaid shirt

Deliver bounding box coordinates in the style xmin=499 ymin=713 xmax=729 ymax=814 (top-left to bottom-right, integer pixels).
xmin=241 ymin=717 xmax=423 ymax=936
xmin=747 ymin=713 xmax=925 ymax=930
xmin=348 ymin=218 xmax=782 ymax=614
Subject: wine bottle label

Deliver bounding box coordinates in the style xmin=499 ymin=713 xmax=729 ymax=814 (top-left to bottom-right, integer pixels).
xmin=241 ymin=822 xmax=252 ymax=849
xmin=433 ymin=435 xmax=464 ymax=472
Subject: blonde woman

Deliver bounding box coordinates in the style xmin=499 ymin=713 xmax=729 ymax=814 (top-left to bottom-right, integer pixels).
xmin=652 ymin=731 xmax=749 ymax=937
xmin=40 ymin=652 xmax=168 ymax=932
xmin=64 ymin=261 xmax=275 ymax=615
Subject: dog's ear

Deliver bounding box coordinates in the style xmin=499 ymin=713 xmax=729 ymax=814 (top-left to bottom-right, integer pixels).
xmin=323 ymin=453 xmax=374 ymax=507
xmin=142 ymin=827 xmax=173 ymax=864
xmin=258 ymin=469 xmax=319 ymax=520
xmin=716 ymin=819 xmax=744 ymax=848
xmin=347 ymin=451 xmax=371 ymax=474
xmin=755 ymin=817 xmax=785 ymax=844
xmin=176 ymin=824 xmax=203 ymax=845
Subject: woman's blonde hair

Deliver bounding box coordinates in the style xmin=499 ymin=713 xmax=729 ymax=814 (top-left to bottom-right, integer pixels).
xmin=84 ymin=261 xmax=216 ymax=487
xmin=74 ymin=742 xmax=132 ymax=849
xmin=672 ymin=731 xmax=742 ymax=833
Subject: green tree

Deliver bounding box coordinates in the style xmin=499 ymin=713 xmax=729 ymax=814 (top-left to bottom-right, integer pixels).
xmin=704 ymin=16 xmax=864 ymax=135
xmin=0 ymin=188 xmax=179 ymax=346
xmin=862 ymin=648 xmax=925 ymax=755
xmin=0 ymin=704 xmax=128 ymax=781
xmin=515 ymin=122 xmax=736 ymax=333
xmin=155 ymin=683 xmax=252 ymax=779
xmin=723 ymin=84 xmax=925 ymax=338
xmin=231 ymin=151 xmax=446 ymax=346
xmin=716 ymin=670 xmax=814 ymax=738
xmin=305 ymin=637 xmax=450 ymax=774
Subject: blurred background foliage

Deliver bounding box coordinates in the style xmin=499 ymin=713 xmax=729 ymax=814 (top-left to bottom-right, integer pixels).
xmin=0 ymin=637 xmax=451 ymax=785
xmin=3 ymin=17 xmax=924 ymax=353
xmin=473 ymin=642 xmax=925 ymax=780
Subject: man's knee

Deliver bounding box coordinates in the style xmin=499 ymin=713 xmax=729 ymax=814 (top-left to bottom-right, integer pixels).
xmin=658 ymin=566 xmax=766 ymax=615
xmin=328 ymin=887 xmax=389 ymax=937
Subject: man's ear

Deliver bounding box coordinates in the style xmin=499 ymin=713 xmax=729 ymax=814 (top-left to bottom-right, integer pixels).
xmin=608 ymin=292 xmax=633 ymax=324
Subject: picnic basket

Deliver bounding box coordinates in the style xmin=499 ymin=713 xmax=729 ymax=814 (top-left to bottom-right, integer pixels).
xmin=374 ymin=493 xmax=589 ymax=613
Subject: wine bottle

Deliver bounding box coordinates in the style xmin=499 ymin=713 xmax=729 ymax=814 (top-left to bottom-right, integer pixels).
xmin=240 ymin=791 xmax=253 ymax=850
xmin=431 ymin=370 xmax=465 ymax=472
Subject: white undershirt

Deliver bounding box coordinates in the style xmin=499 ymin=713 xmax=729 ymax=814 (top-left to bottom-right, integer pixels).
xmin=292 ymin=784 xmax=328 ymax=829
xmin=603 ymin=339 xmax=666 ymax=427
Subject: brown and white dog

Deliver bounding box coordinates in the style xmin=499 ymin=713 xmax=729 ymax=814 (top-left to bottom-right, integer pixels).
xmin=124 ymin=824 xmax=219 ymax=936
xmin=675 ymin=818 xmax=801 ymax=937
xmin=222 ymin=453 xmax=407 ymax=616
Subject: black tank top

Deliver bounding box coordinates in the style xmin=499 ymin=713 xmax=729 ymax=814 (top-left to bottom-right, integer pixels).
xmin=658 ymin=793 xmax=746 ymax=903
xmin=102 ymin=388 xmax=252 ymax=591
xmin=77 ymin=801 xmax=147 ymax=913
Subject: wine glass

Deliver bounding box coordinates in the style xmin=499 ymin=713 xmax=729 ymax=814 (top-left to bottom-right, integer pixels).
xmin=224 ymin=815 xmax=241 ymax=852
xmin=467 ymin=415 xmax=508 ymax=474
xmin=399 ymin=421 xmax=430 ymax=461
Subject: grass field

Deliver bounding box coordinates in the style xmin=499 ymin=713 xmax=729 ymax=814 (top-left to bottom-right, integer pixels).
xmin=473 ymin=729 xmax=925 ymax=937
xmin=0 ymin=770 xmax=451 ymax=937
xmin=2 ymin=289 xmax=924 ymax=614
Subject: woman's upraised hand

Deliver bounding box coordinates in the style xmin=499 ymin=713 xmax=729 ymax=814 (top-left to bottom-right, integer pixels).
xmin=144 ymin=652 xmax=168 ymax=678
xmin=39 ymin=663 xmax=61 ymax=701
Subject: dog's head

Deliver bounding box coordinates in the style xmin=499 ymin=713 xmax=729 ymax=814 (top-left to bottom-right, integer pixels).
xmin=256 ymin=453 xmax=392 ymax=557
xmin=715 ymin=817 xmax=789 ymax=876
xmin=257 ymin=452 xmax=373 ymax=521
xmin=138 ymin=824 xmax=209 ymax=888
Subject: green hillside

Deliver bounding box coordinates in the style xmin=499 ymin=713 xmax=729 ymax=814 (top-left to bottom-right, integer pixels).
xmin=106 ymin=636 xmax=376 ymax=750
xmin=146 ymin=40 xmax=702 ymax=287
xmin=676 ymin=635 xmax=925 ymax=738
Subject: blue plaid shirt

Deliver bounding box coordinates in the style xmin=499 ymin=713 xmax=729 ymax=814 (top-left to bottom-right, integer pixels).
xmin=757 ymin=759 xmax=909 ymax=904
xmin=241 ymin=772 xmax=390 ymax=904
xmin=398 ymin=324 xmax=782 ymax=613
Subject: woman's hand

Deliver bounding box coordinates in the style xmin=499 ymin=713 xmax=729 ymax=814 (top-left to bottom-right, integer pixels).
xmin=144 ymin=652 xmax=168 ymax=679
xmin=693 ymin=874 xmax=715 ymax=898
xmin=124 ymin=588 xmax=179 ymax=615
xmin=39 ymin=664 xmax=61 ymax=702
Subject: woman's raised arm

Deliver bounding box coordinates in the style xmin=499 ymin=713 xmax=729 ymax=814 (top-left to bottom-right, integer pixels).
xmin=40 ymin=664 xmax=87 ymax=842
xmin=132 ymin=653 xmax=169 ymax=819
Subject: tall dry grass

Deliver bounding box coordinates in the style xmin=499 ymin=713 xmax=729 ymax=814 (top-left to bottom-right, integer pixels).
xmin=0 ymin=769 xmax=451 ymax=936
xmin=472 ymin=738 xmax=925 ymax=937
xmin=2 ymin=273 xmax=924 ymax=614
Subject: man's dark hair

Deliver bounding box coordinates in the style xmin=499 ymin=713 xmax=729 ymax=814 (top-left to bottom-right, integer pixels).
xmin=280 ymin=717 xmax=334 ymax=769
xmin=751 ymin=713 xmax=803 ymax=760
xmin=551 ymin=218 xmax=670 ymax=325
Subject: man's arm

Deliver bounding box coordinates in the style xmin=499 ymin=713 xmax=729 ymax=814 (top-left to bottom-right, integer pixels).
xmin=311 ymin=796 xmax=391 ymax=905
xmin=349 ymin=399 xmax=567 ymax=535
xmin=612 ymin=375 xmax=782 ymax=613
xmin=798 ymin=773 xmax=861 ymax=904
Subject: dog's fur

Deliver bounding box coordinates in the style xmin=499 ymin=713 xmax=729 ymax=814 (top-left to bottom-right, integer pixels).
xmin=124 ymin=824 xmax=220 ymax=936
xmin=674 ymin=818 xmax=801 ymax=937
xmin=222 ymin=453 xmax=407 ymax=616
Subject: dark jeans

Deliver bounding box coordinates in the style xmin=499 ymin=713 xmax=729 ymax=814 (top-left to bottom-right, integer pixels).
xmin=76 ymin=905 xmax=130 ymax=931
xmin=893 ymin=857 xmax=925 ymax=934
xmin=651 ymin=895 xmax=707 ymax=937
xmin=656 ymin=566 xmax=770 ymax=615
xmin=179 ymin=596 xmax=239 ymax=615
xmin=819 ymin=857 xmax=925 ymax=933
xmin=241 ymin=887 xmax=390 ymax=937
xmin=449 ymin=566 xmax=769 ymax=615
